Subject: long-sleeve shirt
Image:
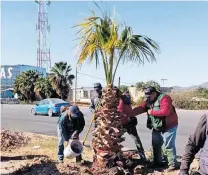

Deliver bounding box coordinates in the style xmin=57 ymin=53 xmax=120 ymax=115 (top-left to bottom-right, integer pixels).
xmin=89 ymin=95 xmax=101 ymax=113
xmin=132 ymin=94 xmax=178 ymax=130
xmin=117 ymin=94 xmax=134 ymax=125
xmin=58 ymin=111 xmax=85 ymax=141
xmin=180 ymin=114 xmax=207 ymax=174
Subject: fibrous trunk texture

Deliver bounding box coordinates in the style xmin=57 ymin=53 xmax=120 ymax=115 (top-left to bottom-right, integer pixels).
xmin=91 ymin=85 xmax=127 ymax=174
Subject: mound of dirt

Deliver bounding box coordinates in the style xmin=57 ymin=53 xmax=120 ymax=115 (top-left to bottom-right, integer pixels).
xmin=1 ymin=130 xmax=30 ymax=151
xmin=10 ymin=157 xmax=92 ymax=175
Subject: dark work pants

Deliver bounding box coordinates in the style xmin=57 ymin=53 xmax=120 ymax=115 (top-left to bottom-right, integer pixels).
xmin=124 ymin=124 xmax=145 ymax=157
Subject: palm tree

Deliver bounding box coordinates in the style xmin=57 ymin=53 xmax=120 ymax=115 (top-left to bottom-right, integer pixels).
xmin=14 ymin=70 xmax=40 ymax=102
xmin=34 ymin=77 xmax=55 ymax=100
xmin=49 ymin=62 xmax=75 ymax=100
xmin=74 ymin=4 xmax=159 ymax=174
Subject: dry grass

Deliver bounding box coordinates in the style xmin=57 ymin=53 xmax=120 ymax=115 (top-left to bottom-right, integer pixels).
xmin=1 ymin=132 xmax=200 ymax=175
xmin=1 ymin=132 xmax=93 ymax=174
xmin=19 ymin=133 xmax=93 ymax=162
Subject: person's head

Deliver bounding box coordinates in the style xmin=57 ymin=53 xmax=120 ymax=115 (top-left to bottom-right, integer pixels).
xmin=94 ymin=83 xmax=102 ymax=94
xmin=144 ymin=86 xmax=159 ymax=103
xmin=60 ymin=106 xmax=67 ymax=114
xmin=67 ymin=105 xmax=80 ymax=119
xmin=123 ymin=90 xmax=130 ymax=96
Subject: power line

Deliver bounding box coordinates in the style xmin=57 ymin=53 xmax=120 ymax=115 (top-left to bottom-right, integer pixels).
xmin=77 ymin=72 xmax=105 ymax=81
xmin=77 ymin=71 xmax=136 ymax=86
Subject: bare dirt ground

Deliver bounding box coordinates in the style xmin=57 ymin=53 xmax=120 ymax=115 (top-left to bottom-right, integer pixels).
xmin=0 ymin=130 xmax=199 ymax=175
xmin=1 ymin=130 xmax=93 ymax=175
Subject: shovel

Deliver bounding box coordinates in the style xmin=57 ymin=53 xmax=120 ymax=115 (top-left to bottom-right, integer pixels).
xmin=82 ymin=101 xmax=101 ymax=147
xmin=82 ymin=113 xmax=95 ymax=148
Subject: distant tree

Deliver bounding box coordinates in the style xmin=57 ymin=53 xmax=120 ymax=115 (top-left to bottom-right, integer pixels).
xmin=196 ymin=88 xmax=208 ymax=99
xmin=145 ymin=80 xmax=161 ymax=91
xmin=34 ymin=77 xmax=57 ymax=100
xmin=136 ymin=80 xmax=160 ymax=91
xmin=14 ymin=70 xmax=40 ymax=102
xmin=49 ymin=62 xmax=75 ymax=100
xmin=135 ymin=82 xmax=146 ymax=91
xmin=119 ymin=85 xmax=129 ymax=93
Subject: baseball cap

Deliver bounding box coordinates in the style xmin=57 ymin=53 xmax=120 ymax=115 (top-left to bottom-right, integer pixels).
xmin=144 ymin=86 xmax=157 ymax=98
xmin=94 ymin=83 xmax=102 ymax=90
xmin=69 ymin=105 xmax=80 ymax=118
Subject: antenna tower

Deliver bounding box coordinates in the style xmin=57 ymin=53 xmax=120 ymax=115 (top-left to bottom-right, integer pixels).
xmin=36 ymin=0 xmax=51 ymax=71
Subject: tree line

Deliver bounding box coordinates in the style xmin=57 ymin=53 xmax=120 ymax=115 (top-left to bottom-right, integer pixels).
xmin=14 ymin=62 xmax=75 ymax=102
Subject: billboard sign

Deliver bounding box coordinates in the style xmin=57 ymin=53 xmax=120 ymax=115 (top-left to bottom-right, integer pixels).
xmin=0 ymin=67 xmax=13 ymax=79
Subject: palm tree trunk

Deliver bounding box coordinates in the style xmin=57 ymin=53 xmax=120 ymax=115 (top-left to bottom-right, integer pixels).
xmin=91 ymin=85 xmax=126 ymax=174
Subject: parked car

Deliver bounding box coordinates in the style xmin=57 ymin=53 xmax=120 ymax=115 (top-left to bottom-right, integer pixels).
xmin=31 ymin=98 xmax=71 ymax=117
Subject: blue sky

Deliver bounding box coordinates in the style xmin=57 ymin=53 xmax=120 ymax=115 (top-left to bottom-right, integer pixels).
xmin=1 ymin=1 xmax=208 ymax=87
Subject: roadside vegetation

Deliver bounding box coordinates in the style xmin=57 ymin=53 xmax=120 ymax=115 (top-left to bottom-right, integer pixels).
xmin=133 ymin=82 xmax=208 ymax=110
xmin=168 ymin=88 xmax=208 ymax=110
xmin=13 ymin=62 xmax=75 ymax=103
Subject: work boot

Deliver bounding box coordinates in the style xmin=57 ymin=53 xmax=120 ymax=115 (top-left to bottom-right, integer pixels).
xmin=167 ymin=162 xmax=180 ymax=172
xmin=133 ymin=152 xmax=149 ymax=164
xmin=57 ymin=159 xmax=63 ymax=163
xmin=148 ymin=161 xmax=167 ymax=168
xmin=167 ymin=165 xmax=176 ymax=172
xmin=190 ymin=171 xmax=201 ymax=175
xmin=76 ymin=154 xmax=82 ymax=163
xmin=138 ymin=152 xmax=149 ymax=163
xmin=124 ymin=169 xmax=132 ymax=175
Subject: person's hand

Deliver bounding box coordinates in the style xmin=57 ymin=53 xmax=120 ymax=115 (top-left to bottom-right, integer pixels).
xmin=71 ymin=131 xmax=79 ymax=140
xmin=66 ymin=141 xmax=69 ymax=146
xmin=147 ymin=109 xmax=152 ymax=115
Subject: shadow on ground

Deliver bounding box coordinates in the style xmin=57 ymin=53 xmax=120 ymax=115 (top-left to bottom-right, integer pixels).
xmin=1 ymin=155 xmax=48 ymax=162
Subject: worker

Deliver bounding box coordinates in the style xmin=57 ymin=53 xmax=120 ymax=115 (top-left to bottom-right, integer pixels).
xmin=117 ymin=90 xmax=147 ymax=162
xmin=132 ymin=86 xmax=178 ymax=171
xmin=179 ymin=113 xmax=208 ymax=175
xmin=59 ymin=106 xmax=68 ymax=117
xmin=89 ymin=83 xmax=102 ymax=127
xmin=57 ymin=105 xmax=85 ymax=163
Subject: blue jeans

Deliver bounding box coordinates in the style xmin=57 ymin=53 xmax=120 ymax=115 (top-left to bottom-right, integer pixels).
xmin=152 ymin=126 xmax=177 ymax=166
xmin=57 ymin=126 xmax=67 ymax=161
xmin=57 ymin=127 xmax=82 ymax=162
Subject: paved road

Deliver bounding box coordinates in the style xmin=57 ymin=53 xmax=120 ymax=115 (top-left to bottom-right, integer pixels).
xmin=1 ymin=104 xmax=207 ymax=155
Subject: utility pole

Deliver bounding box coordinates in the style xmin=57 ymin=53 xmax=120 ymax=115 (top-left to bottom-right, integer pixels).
xmin=74 ymin=66 xmax=78 ymax=104
xmin=118 ymin=77 xmax=121 ymax=88
xmin=161 ymin=78 xmax=168 ymax=87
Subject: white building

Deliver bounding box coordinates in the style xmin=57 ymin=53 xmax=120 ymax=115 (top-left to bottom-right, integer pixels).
xmin=68 ymin=86 xmax=172 ymax=104
xmin=69 ymin=87 xmax=96 ymax=103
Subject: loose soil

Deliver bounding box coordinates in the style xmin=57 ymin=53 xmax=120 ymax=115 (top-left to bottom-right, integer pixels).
xmin=0 ymin=130 xmax=199 ymax=175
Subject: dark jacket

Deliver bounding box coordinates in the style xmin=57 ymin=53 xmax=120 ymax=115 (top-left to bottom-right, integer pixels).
xmin=57 ymin=111 xmax=85 ymax=141
xmin=89 ymin=94 xmax=102 ymax=113
xmin=180 ymin=113 xmax=207 ymax=174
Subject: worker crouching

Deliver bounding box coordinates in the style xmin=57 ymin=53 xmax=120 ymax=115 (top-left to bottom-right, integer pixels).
xmin=57 ymin=105 xmax=85 ymax=163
